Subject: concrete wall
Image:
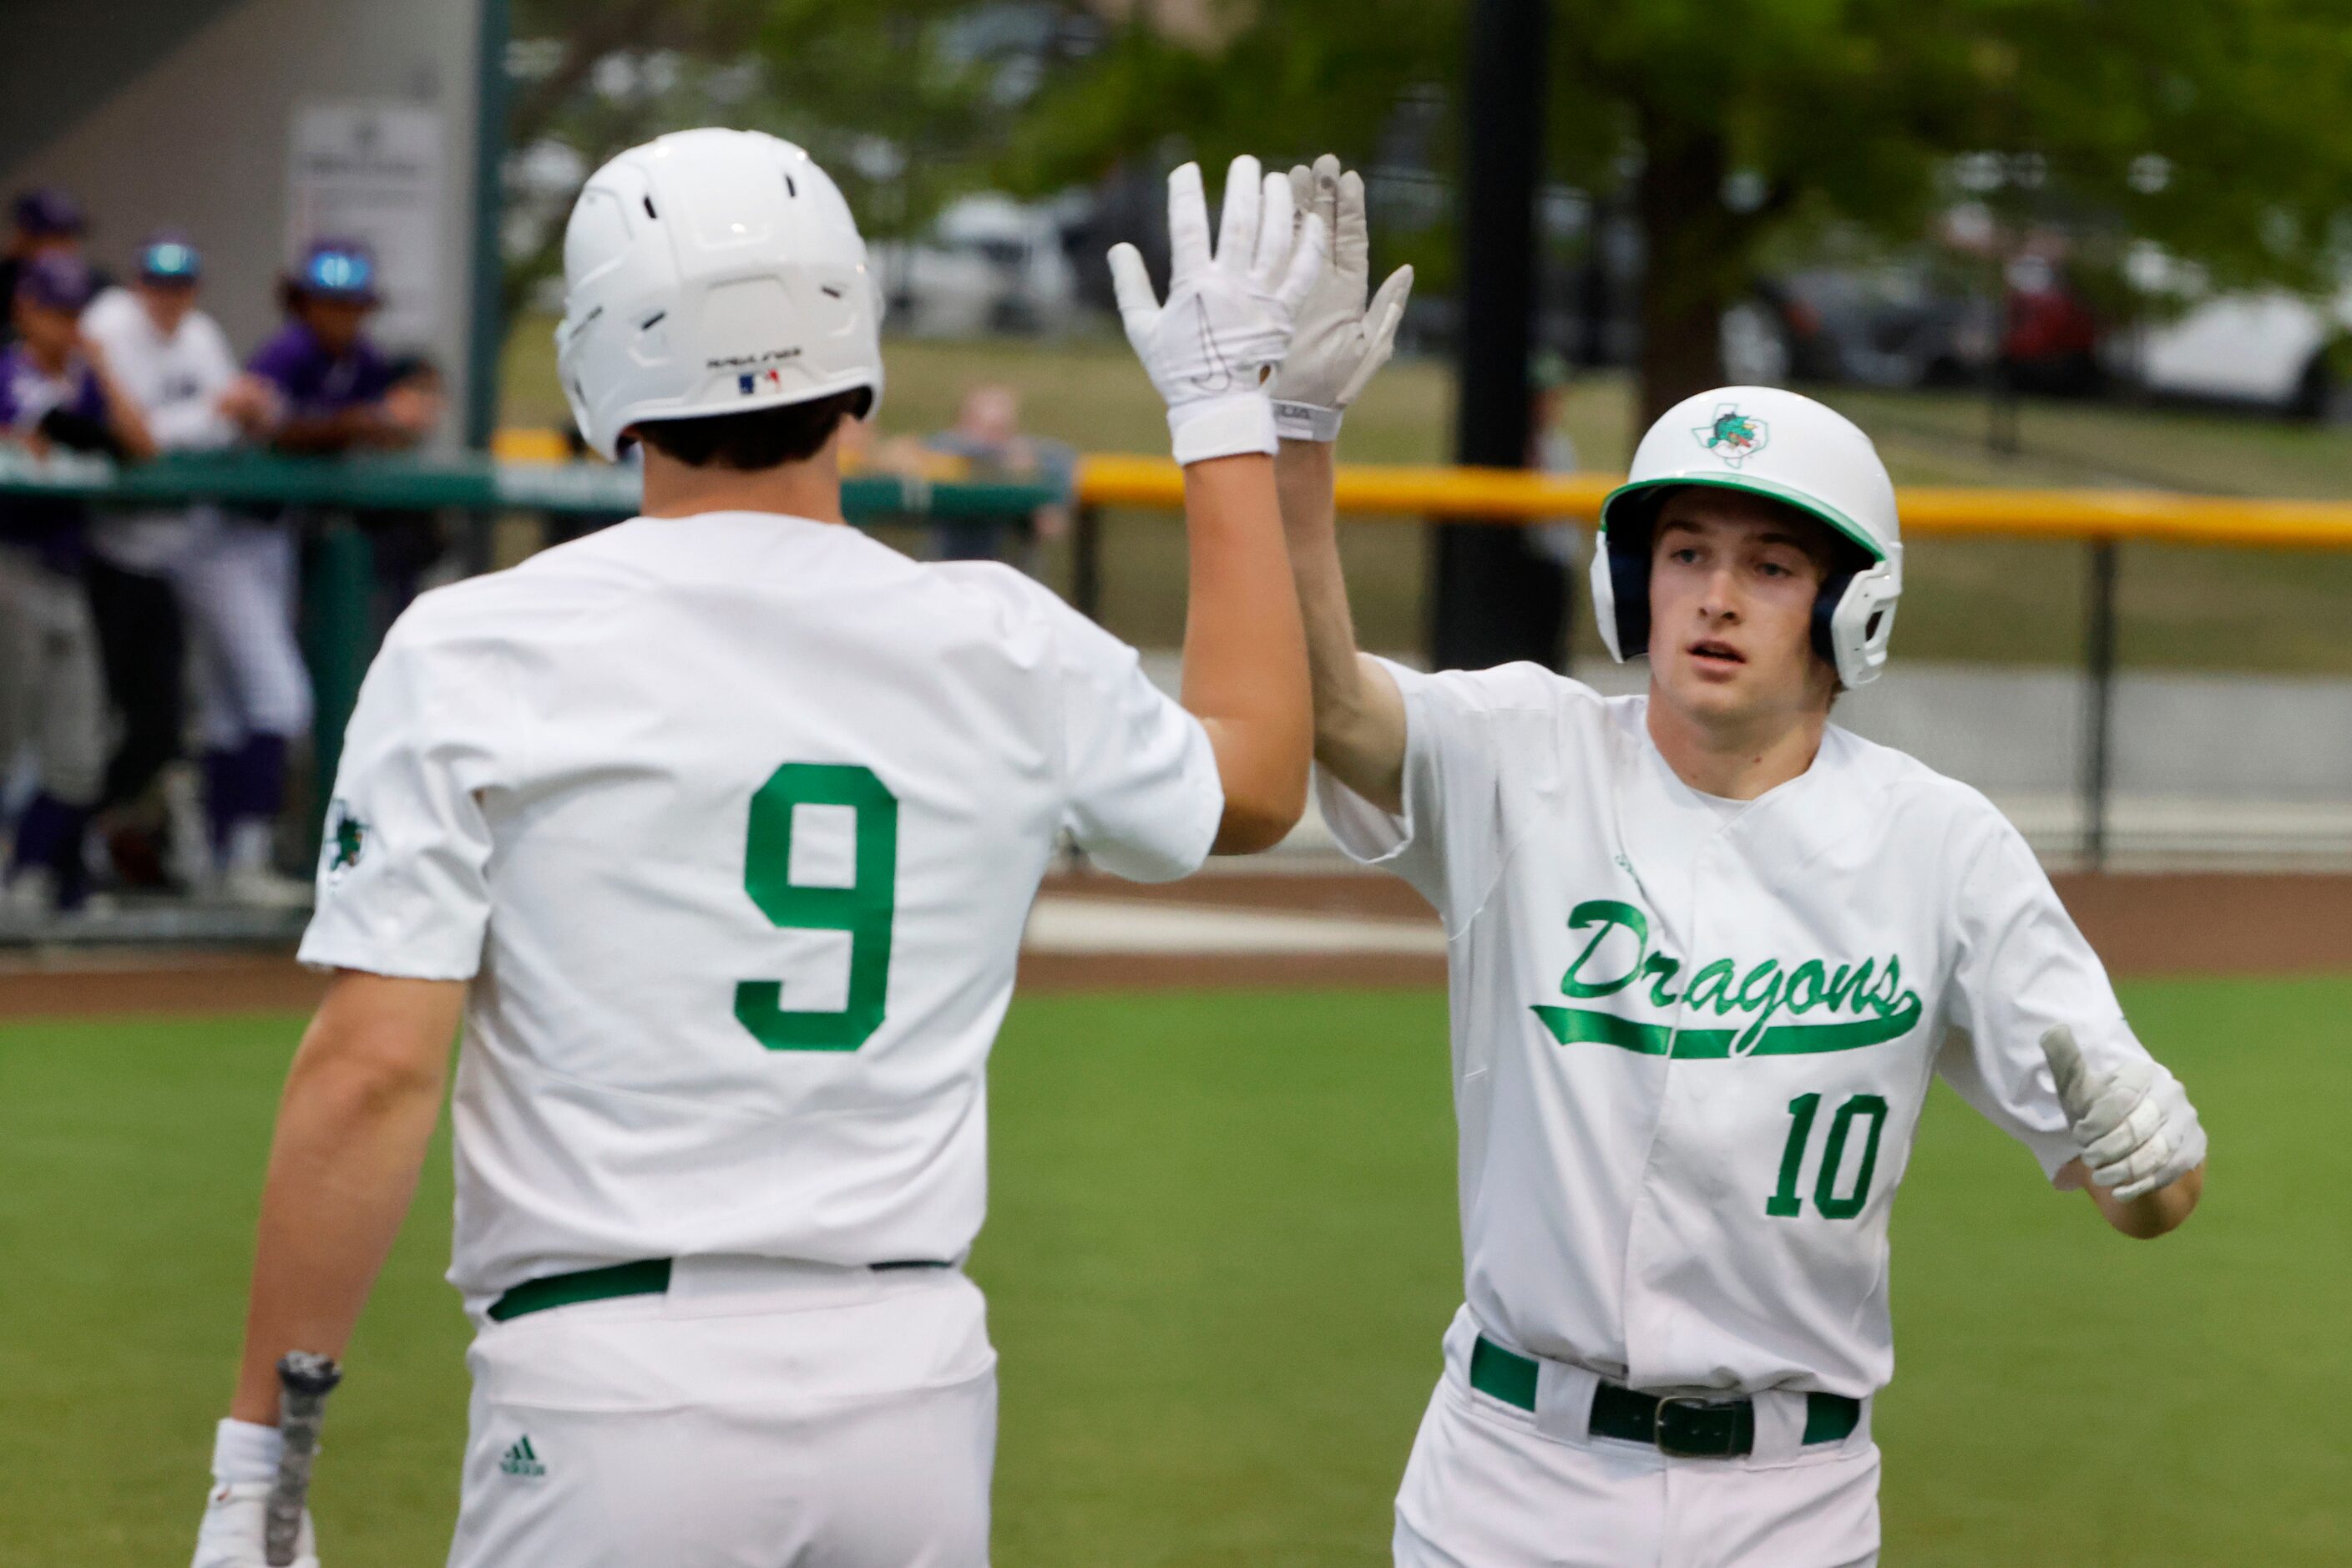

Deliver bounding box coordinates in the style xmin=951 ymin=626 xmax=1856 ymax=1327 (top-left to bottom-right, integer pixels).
xmin=3 ymin=0 xmax=488 ymax=447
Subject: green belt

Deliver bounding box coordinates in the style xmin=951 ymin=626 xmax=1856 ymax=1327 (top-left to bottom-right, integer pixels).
xmin=1469 ymin=1336 xmax=1861 ymax=1458
xmin=488 ymin=1257 xmax=948 ymax=1323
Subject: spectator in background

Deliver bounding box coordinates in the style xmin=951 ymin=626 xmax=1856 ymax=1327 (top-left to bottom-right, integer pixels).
xmin=180 ymin=239 xmax=440 ymax=906
xmin=240 ymin=238 xmax=448 ymax=630
xmin=919 ymin=382 xmax=1073 ymax=569
xmin=83 ymin=232 xmax=290 ymax=902
xmin=0 ymin=189 xmax=91 ymax=349
xmin=0 ymin=255 xmax=153 ymax=914
xmin=238 ymin=239 xmax=443 ymax=455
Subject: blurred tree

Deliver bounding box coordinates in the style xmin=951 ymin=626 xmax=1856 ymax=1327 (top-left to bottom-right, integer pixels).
xmin=503 ymin=0 xmax=1072 ymax=321
xmin=754 ymin=0 xmax=1035 ymax=245
xmin=1019 ymin=0 xmax=2352 ymax=424
xmin=503 ymin=0 xmax=771 ymax=319
xmin=1568 ymin=0 xmax=2352 ymax=422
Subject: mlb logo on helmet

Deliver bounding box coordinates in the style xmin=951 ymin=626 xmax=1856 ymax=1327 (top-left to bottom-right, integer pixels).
xmin=737 ymin=368 xmax=786 ymax=396
xmin=1693 ymin=404 xmax=1769 ymax=467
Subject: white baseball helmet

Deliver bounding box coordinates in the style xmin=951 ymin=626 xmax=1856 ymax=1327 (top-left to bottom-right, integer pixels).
xmin=1591 ymin=385 xmax=1903 ymax=687
xmin=555 ymin=128 xmax=883 ymax=460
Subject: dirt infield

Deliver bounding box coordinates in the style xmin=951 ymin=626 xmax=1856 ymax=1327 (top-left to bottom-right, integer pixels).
xmin=3 ymin=871 xmax=2347 ymax=1020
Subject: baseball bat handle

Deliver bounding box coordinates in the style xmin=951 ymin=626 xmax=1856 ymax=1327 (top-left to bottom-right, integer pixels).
xmin=263 ymin=1352 xmax=342 ymax=1567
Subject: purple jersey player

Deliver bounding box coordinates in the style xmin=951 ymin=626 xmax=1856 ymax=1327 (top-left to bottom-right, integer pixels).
xmin=1 ymin=253 xmax=153 ymax=915
xmin=233 ymin=239 xmax=439 ymax=453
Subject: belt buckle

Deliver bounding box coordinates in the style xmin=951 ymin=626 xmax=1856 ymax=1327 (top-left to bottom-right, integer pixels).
xmin=1651 ymin=1393 xmax=1737 ymax=1459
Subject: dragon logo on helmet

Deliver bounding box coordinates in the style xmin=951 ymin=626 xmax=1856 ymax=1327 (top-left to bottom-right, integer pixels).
xmin=1693 ymin=404 xmax=1770 ymax=467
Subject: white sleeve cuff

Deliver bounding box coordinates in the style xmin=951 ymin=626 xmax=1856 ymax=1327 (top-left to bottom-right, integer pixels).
xmin=1313 ymin=761 xmax=1416 ymax=868
xmin=1169 ymin=392 xmax=1278 ymax=465
xmin=1271 ymin=399 xmax=1344 ymax=443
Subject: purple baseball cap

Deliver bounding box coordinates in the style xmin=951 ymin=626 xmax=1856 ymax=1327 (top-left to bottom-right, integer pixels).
xmin=289 ymin=238 xmax=379 ymax=302
xmin=14 ymin=252 xmax=97 ymax=312
xmin=12 ymin=187 xmax=86 ymax=238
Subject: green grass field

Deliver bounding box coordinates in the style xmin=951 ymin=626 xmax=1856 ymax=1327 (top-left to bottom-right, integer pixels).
xmin=501 ymin=325 xmax=2352 ymax=674
xmin=3 ymin=976 xmax=2344 ymax=1564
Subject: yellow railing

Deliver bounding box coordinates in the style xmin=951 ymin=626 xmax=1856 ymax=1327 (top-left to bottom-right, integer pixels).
xmin=1074 ymin=453 xmax=2352 ymax=551
xmin=494 ymin=428 xmax=2352 ymax=550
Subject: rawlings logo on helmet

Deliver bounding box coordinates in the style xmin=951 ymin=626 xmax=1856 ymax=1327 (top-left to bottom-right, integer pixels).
xmin=1694 ymin=404 xmax=1769 ymax=467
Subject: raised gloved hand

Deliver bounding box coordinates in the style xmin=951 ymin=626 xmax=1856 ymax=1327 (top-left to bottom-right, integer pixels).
xmin=1267 ymin=154 xmax=1415 ymax=443
xmin=2041 ymin=1025 xmax=2207 ymax=1201
xmin=1108 ymin=155 xmax=1328 ymax=465
xmin=191 ymin=1419 xmax=320 ymax=1568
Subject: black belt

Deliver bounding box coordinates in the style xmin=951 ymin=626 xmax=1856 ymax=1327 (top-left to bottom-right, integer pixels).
xmin=1469 ymin=1335 xmax=1860 ymax=1458
xmin=488 ymin=1257 xmax=949 ymax=1323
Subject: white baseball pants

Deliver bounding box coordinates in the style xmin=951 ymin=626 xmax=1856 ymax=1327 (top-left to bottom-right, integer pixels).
xmin=1393 ymin=1308 xmax=1880 ymax=1568
xmin=0 ymin=541 xmax=104 ymax=806
xmin=179 ymin=518 xmax=311 ymax=746
xmin=90 ymin=510 xmax=314 ymax=746
xmin=445 ymin=1259 xmax=996 ymax=1568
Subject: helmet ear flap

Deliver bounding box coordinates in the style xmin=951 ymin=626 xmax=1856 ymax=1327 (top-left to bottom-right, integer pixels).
xmin=1591 ymin=495 xmax=1659 ymax=664
xmin=1823 ymin=547 xmax=1902 ymax=687
xmin=1810 ymin=566 xmax=1859 ymax=673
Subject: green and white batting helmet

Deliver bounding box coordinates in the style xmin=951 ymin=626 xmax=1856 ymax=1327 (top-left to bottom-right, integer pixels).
xmin=1592 ymin=386 xmax=1903 ymax=687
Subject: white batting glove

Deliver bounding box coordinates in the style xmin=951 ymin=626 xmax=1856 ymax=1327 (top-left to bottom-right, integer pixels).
xmin=192 ymin=1419 xmax=320 ymax=1568
xmin=1268 ymin=154 xmax=1415 ymax=443
xmin=2041 ymin=1025 xmax=2207 ymax=1202
xmin=1108 ymin=156 xmax=1329 ymax=465
xmin=192 ymin=1483 xmax=319 ymax=1568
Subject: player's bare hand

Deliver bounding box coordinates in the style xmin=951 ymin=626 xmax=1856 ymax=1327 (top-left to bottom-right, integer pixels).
xmin=382 ymin=382 xmax=443 ymax=440
xmin=1106 ymin=155 xmax=1328 ymax=464
xmin=2041 ymin=1024 xmax=2206 ymax=1201
xmin=1268 ymin=154 xmax=1414 ymax=443
xmin=191 ymin=1480 xmax=320 ymax=1568
xmin=216 ymin=375 xmax=284 ymax=436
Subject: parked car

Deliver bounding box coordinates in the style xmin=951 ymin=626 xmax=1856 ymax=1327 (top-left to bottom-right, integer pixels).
xmin=1753 ymin=265 xmax=1990 ymax=391
xmin=872 ymin=193 xmax=1081 ymax=337
xmin=1998 ymin=254 xmax=2105 ymax=397
xmin=2107 ymin=288 xmax=2352 ymax=421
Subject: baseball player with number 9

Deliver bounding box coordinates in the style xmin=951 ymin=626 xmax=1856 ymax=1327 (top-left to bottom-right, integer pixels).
xmin=191 ymin=128 xmax=1324 ymax=1565
xmin=1272 ymin=156 xmax=2208 ymax=1566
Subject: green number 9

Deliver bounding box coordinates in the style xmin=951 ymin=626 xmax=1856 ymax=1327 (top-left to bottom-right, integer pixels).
xmin=734 ymin=762 xmax=898 ymax=1052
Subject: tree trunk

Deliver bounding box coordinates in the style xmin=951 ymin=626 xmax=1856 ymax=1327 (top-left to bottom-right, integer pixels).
xmin=1633 ymin=127 xmax=1739 ymax=428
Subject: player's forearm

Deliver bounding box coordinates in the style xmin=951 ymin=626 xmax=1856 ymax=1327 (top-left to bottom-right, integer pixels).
xmin=86 ymin=357 xmax=157 ymax=461
xmin=1180 ymin=452 xmax=1313 ymax=853
xmin=269 ymin=410 xmax=372 ymax=455
xmin=230 ymin=975 xmax=460 ymax=1424
xmin=2080 ymin=1159 xmax=2203 ymax=1239
xmin=1275 ymin=440 xmax=1406 ymax=813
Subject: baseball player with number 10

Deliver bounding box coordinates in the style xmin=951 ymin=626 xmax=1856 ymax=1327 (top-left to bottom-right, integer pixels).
xmin=190 ymin=129 xmax=1325 ymax=1565
xmin=1273 ymin=156 xmax=2208 ymax=1565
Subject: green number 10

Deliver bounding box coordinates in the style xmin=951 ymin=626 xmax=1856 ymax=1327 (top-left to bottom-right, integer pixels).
xmin=1765 ymin=1091 xmax=1889 ymax=1221
xmin=734 ymin=762 xmax=899 ymax=1052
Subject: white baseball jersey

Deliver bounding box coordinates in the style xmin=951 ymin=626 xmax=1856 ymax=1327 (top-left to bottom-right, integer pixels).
xmin=79 ymin=287 xmax=239 ymax=448
xmin=298 ymin=511 xmax=1222 ymax=1313
xmin=1319 ymin=660 xmax=2152 ymax=1399
xmin=81 ymin=287 xmax=242 ymax=573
